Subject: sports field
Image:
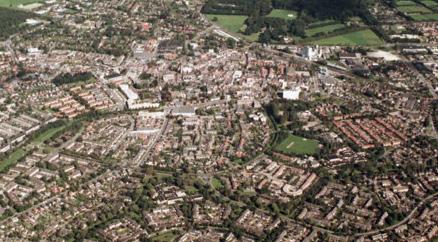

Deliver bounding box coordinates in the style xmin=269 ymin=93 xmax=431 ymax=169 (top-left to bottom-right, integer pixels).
xmin=267 ymin=9 xmax=298 ymax=19
xmin=206 ymin=14 xmax=247 ymax=33
xmin=310 ymin=29 xmax=383 ymax=46
xmin=274 ymin=134 xmax=319 ymax=155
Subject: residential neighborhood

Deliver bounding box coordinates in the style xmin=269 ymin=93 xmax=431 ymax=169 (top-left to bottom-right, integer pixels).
xmin=0 ymin=0 xmax=437 ymax=241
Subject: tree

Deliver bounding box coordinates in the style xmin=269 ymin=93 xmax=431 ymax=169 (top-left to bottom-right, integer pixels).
xmin=226 ymin=38 xmax=236 ymax=49
xmin=259 ymin=30 xmax=271 ymax=44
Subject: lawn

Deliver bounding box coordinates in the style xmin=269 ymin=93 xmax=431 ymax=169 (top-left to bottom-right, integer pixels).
xmin=0 ymin=148 xmax=27 ymax=172
xmin=305 ymin=23 xmax=346 ymax=37
xmin=150 ymin=230 xmax=180 ymax=242
xmin=398 ymin=5 xmax=432 ymax=13
xmin=310 ymin=29 xmax=384 ymax=46
xmin=239 ymin=32 xmax=260 ymax=42
xmin=267 ymin=9 xmax=298 ymax=19
xmin=31 ymin=125 xmax=66 ymax=145
xmin=206 ymin=14 xmax=247 ymax=33
xmin=0 ymin=0 xmax=43 ymax=7
xmin=410 ymin=13 xmax=438 ymax=20
xmin=421 ymin=0 xmax=438 ymax=7
xmin=274 ymin=134 xmax=319 ymax=155
xmin=395 ymin=0 xmax=417 ymax=6
xmin=184 ymin=186 xmax=198 ymax=195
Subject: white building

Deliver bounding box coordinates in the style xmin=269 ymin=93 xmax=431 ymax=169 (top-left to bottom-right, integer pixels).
xmin=283 ymin=87 xmax=301 ymax=100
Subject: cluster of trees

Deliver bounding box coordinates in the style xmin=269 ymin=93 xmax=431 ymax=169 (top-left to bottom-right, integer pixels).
xmin=272 ymin=0 xmax=371 ymax=20
xmin=52 ymin=72 xmax=93 ymax=86
xmin=0 ymin=8 xmax=37 ymax=40
xmin=265 ymin=100 xmax=309 ymax=127
xmin=202 ymin=0 xmax=272 ymax=16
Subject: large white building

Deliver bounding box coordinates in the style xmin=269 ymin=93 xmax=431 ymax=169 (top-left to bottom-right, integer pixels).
xmin=119 ymin=84 xmax=139 ymax=100
xmin=283 ymin=87 xmax=301 ymax=100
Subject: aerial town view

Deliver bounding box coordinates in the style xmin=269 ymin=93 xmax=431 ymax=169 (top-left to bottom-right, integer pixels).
xmin=0 ymin=0 xmax=437 ymax=241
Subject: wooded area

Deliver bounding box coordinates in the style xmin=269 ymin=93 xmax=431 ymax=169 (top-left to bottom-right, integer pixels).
xmin=0 ymin=7 xmax=37 ymax=40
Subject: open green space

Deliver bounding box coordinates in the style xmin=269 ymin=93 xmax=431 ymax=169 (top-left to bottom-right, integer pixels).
xmin=274 ymin=134 xmax=319 ymax=155
xmin=398 ymin=5 xmax=432 ymax=13
xmin=421 ymin=0 xmax=438 ymax=8
xmin=267 ymin=9 xmax=297 ymax=19
xmin=150 ymin=230 xmax=180 ymax=242
xmin=0 ymin=0 xmax=42 ymax=8
xmin=206 ymin=14 xmax=247 ymax=33
xmin=184 ymin=186 xmax=198 ymax=194
xmin=0 ymin=148 xmax=27 ymax=172
xmin=305 ymin=23 xmax=346 ymax=37
xmin=395 ymin=0 xmax=417 ymax=6
xmin=308 ymin=20 xmax=338 ymax=28
xmin=240 ymin=32 xmax=260 ymax=42
xmin=410 ymin=13 xmax=438 ymax=20
xmin=309 ymin=29 xmax=383 ymax=46
xmin=0 ymin=121 xmax=73 ymax=172
xmin=31 ymin=125 xmax=67 ymax=145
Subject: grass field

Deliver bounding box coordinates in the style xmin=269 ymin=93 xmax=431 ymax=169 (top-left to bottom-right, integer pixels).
xmin=421 ymin=0 xmax=438 ymax=8
xmin=206 ymin=14 xmax=247 ymax=33
xmin=395 ymin=0 xmax=417 ymax=6
xmin=410 ymin=13 xmax=438 ymax=20
xmin=151 ymin=231 xmax=180 ymax=242
xmin=0 ymin=0 xmax=42 ymax=8
xmin=0 ymin=148 xmax=27 ymax=172
xmin=310 ymin=29 xmax=383 ymax=46
xmin=267 ymin=9 xmax=298 ymax=19
xmin=274 ymin=134 xmax=319 ymax=155
xmin=305 ymin=23 xmax=346 ymax=37
xmin=398 ymin=5 xmax=432 ymax=13
xmin=308 ymin=20 xmax=338 ymax=28
xmin=31 ymin=126 xmax=66 ymax=145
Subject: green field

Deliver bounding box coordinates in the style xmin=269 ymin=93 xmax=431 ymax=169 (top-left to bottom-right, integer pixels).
xmin=184 ymin=186 xmax=198 ymax=194
xmin=395 ymin=0 xmax=417 ymax=6
xmin=398 ymin=5 xmax=432 ymax=13
xmin=267 ymin=9 xmax=298 ymax=19
xmin=31 ymin=126 xmax=66 ymax=145
xmin=274 ymin=134 xmax=319 ymax=155
xmin=305 ymin=23 xmax=346 ymax=37
xmin=0 ymin=148 xmax=27 ymax=172
xmin=310 ymin=29 xmax=383 ymax=46
xmin=0 ymin=0 xmax=42 ymax=8
xmin=308 ymin=20 xmax=338 ymax=28
xmin=150 ymin=231 xmax=180 ymax=242
xmin=421 ymin=0 xmax=438 ymax=7
xmin=410 ymin=13 xmax=438 ymax=20
xmin=206 ymin=14 xmax=247 ymax=33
